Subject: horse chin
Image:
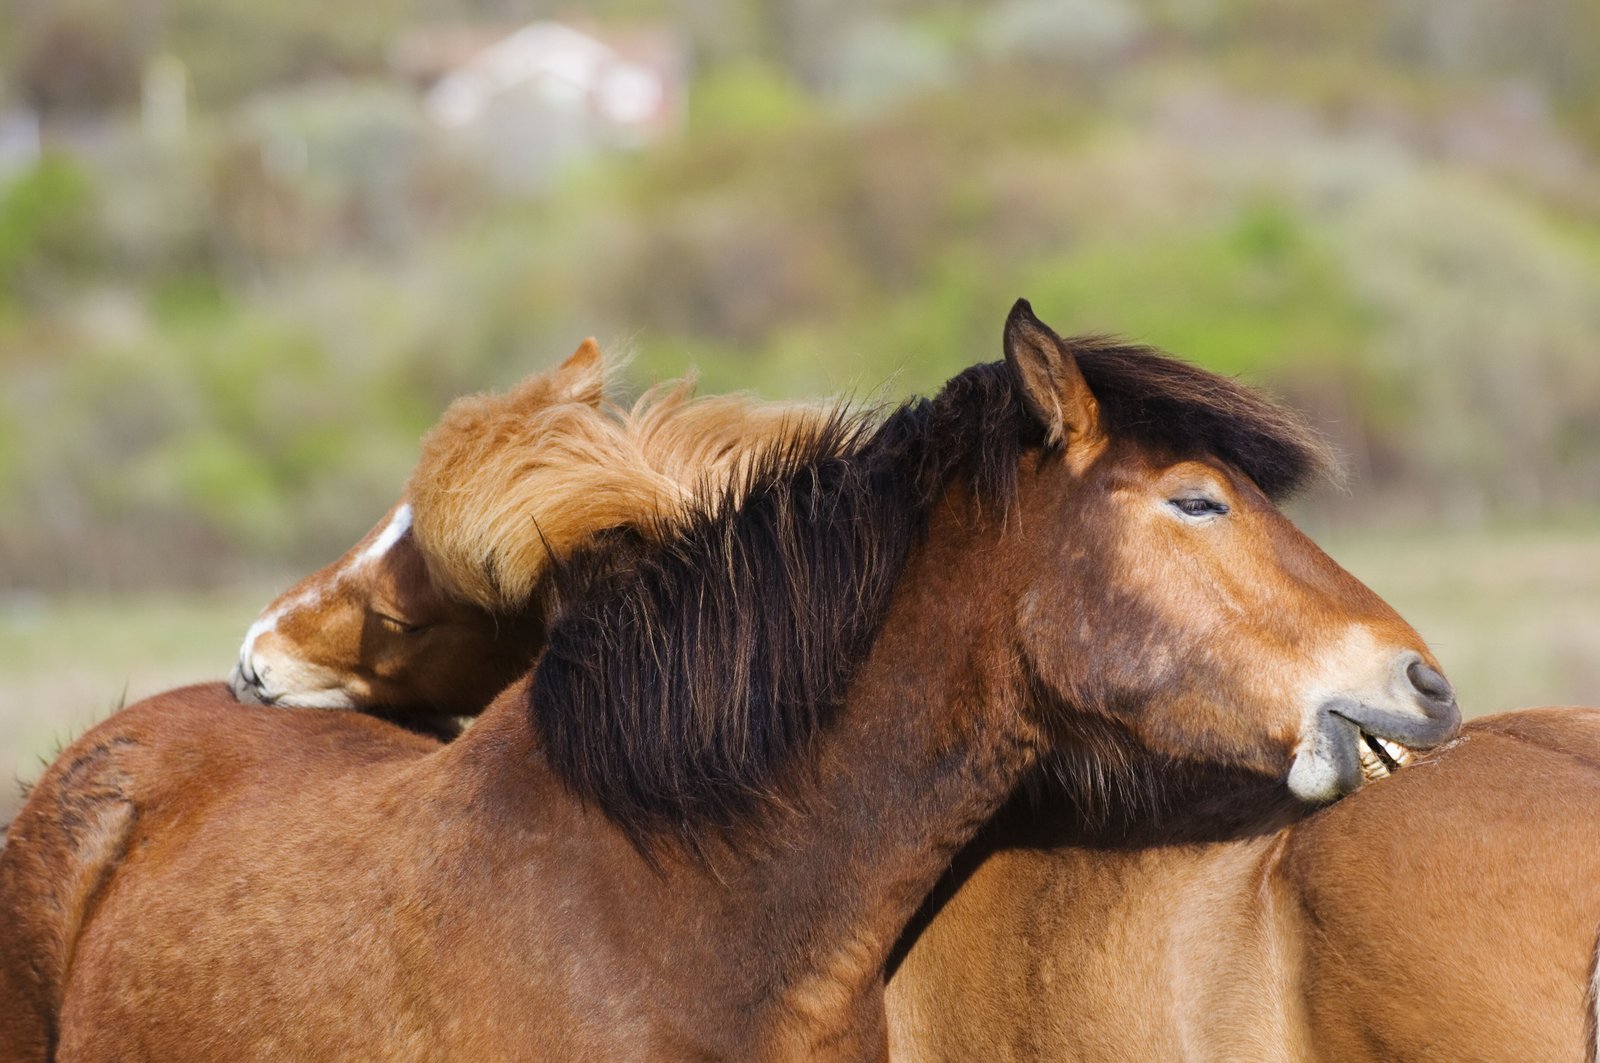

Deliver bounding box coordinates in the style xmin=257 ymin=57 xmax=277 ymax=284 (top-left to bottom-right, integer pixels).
xmin=230 ymin=674 xmax=362 ymax=711
xmin=228 ymin=655 xmax=367 ymax=711
xmin=1286 ymin=730 xmax=1358 ymax=804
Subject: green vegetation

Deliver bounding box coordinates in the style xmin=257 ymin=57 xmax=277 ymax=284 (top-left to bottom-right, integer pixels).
xmin=0 ymin=2 xmax=1597 ymax=590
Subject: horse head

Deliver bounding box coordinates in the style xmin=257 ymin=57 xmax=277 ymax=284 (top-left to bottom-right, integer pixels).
xmin=227 ymin=339 xmax=608 ymax=714
xmin=231 ymin=338 xmax=827 ymax=719
xmin=998 ymin=300 xmax=1459 ymax=801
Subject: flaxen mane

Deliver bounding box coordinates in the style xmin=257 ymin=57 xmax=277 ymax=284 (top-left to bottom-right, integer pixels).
xmin=406 ymin=353 xmax=829 ymax=612
xmin=530 ymin=340 xmax=1332 ymax=856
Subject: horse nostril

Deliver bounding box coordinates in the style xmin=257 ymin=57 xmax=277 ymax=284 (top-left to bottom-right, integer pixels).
xmin=1406 ymin=659 xmax=1454 ymax=711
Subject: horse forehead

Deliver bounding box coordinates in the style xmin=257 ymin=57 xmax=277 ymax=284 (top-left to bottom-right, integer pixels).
xmin=1102 ymin=445 xmax=1241 ymax=490
xmin=251 ymin=510 xmax=412 ymax=641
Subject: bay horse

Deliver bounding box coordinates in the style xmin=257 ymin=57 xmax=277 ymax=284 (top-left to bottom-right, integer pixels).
xmin=0 ymin=302 xmax=1457 ymax=1060
xmin=885 ymin=706 xmax=1600 ymax=1062
xmin=229 ymin=336 xmax=822 ymax=723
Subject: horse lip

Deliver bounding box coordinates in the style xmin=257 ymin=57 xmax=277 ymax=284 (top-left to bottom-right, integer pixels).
xmin=1287 ymin=695 xmax=1456 ymax=803
xmin=1329 ymin=700 xmax=1460 ymax=751
xmin=1286 ymin=709 xmax=1364 ymax=803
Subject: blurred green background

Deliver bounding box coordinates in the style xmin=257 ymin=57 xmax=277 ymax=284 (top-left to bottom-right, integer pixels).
xmin=2 ymin=0 xmax=1598 ymax=819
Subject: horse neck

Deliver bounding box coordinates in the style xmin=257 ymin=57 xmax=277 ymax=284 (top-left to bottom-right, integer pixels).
xmin=688 ymin=489 xmax=1042 ymax=1048
xmin=442 ymin=488 xmax=1039 ymax=1055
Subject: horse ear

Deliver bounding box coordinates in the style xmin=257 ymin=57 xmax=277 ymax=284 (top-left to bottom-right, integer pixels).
xmin=555 ymin=338 xmax=606 ymax=408
xmin=1003 ymin=299 xmax=1100 ymax=449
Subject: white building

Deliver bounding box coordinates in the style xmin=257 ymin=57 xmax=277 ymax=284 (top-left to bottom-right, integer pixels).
xmin=411 ymin=21 xmax=684 ymax=188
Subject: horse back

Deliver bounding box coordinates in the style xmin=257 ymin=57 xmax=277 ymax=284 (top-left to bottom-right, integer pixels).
xmin=1 ymin=694 xmax=177 ymax=1061
xmin=1281 ymin=708 xmax=1600 ymax=1062
xmin=0 ymin=683 xmax=438 ymax=1062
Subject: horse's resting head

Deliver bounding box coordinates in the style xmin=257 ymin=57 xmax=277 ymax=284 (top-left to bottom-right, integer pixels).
xmin=228 ymin=500 xmax=538 ymax=717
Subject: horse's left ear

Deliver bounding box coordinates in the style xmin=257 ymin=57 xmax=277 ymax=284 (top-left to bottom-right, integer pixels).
xmin=555 ymin=338 xmax=606 ymax=408
xmin=1003 ymin=299 xmax=1100 ymax=450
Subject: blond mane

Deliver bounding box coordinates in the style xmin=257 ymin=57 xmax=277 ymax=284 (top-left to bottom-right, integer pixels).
xmin=407 ymin=340 xmax=830 ymax=611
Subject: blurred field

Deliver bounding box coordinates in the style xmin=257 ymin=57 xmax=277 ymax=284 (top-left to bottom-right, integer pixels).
xmin=7 ymin=1 xmax=1600 ymax=594
xmin=4 ymin=520 xmax=1597 ymax=824
xmin=0 ymin=582 xmax=279 ymax=822
xmin=1319 ymin=521 xmax=1600 ymax=715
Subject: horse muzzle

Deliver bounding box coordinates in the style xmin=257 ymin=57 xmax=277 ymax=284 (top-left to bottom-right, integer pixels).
xmin=1286 ymin=655 xmax=1460 ymax=803
xmin=229 ymin=660 xmax=273 ymax=704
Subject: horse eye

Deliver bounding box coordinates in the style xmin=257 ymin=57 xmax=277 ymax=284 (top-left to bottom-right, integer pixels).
xmin=376 ymin=613 xmax=428 ymax=636
xmin=1171 ymin=497 xmax=1229 ymax=519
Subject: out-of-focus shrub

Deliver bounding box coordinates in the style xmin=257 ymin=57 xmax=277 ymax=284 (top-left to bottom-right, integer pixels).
xmin=688 ymin=61 xmax=816 ymax=136
xmin=5 ymin=4 xmax=1600 ymax=592
xmin=1335 ymin=172 xmax=1600 ymax=517
xmin=0 ymin=157 xmax=100 ymax=306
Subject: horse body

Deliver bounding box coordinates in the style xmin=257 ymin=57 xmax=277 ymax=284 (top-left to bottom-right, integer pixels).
xmin=3 ymin=304 xmax=1457 ymax=1059
xmin=28 ymin=496 xmax=1081 ymax=1059
xmin=44 ymin=687 xmax=688 ymax=1061
xmin=1286 ymin=707 xmax=1600 ymax=1061
xmin=886 ymin=707 xmax=1600 ymax=1061
xmin=25 ymin=701 xmax=796 ymax=1060
xmin=17 ymin=688 xmax=581 ymax=1059
xmin=0 ymin=686 xmax=448 ymax=1061
xmin=887 ymin=833 xmax=1311 ymax=1060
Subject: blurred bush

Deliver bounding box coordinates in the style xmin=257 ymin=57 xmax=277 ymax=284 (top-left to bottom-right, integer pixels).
xmin=0 ymin=157 xmax=99 ymax=305
xmin=2 ymin=0 xmax=1599 ymax=592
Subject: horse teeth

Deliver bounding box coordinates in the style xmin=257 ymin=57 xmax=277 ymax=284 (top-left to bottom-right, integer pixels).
xmin=1378 ymin=738 xmax=1412 ymax=765
xmin=1358 ymin=744 xmax=1391 ymax=781
xmin=1357 ymin=732 xmax=1413 ymax=782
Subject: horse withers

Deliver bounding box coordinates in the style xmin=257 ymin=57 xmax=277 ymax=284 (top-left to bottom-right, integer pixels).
xmin=2 ymin=302 xmax=1457 ymax=1060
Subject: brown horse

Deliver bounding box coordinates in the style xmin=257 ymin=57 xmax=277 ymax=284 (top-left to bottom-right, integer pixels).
xmin=0 ymin=303 xmax=1456 ymax=1060
xmin=885 ymin=706 xmax=1600 ymax=1062
xmin=229 ymin=337 xmax=821 ymax=721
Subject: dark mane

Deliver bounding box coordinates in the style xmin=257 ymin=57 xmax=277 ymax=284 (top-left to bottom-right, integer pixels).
xmin=529 ymin=343 xmax=1332 ymax=855
xmin=530 ymin=362 xmax=1034 ymax=855
xmin=1069 ymin=337 xmax=1336 ymax=499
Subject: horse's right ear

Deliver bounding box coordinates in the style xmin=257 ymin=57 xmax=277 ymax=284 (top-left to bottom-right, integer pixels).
xmin=1003 ymin=299 xmax=1100 ymax=451
xmin=555 ymin=338 xmax=606 ymax=408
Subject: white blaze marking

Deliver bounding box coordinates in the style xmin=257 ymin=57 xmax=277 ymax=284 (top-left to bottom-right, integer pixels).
xmin=238 ymin=607 xmax=285 ymax=669
xmin=235 ymin=582 xmax=327 ymax=680
xmin=235 ymin=504 xmax=405 ymax=701
xmin=358 ymin=503 xmax=413 ymax=567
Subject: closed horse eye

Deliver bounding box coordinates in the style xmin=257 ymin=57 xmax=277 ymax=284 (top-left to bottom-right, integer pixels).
xmin=375 ymin=613 xmax=429 ymax=636
xmin=1170 ymin=497 xmax=1229 ymax=519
